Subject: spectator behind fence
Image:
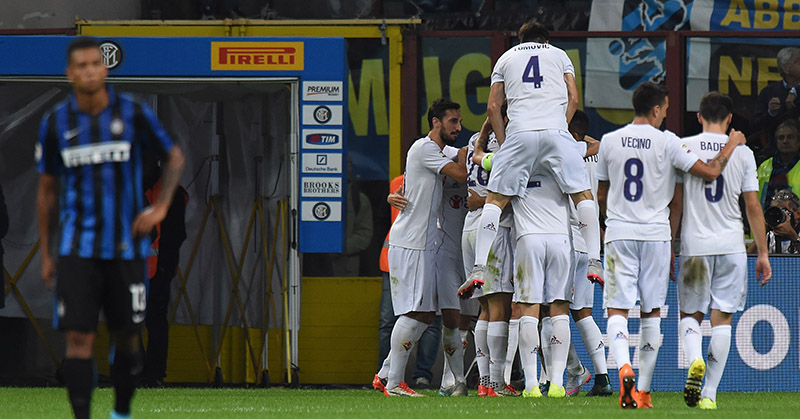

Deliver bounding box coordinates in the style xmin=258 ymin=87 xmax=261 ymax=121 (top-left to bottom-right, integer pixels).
xmin=749 ymin=189 xmax=800 ymax=254
xmin=756 ymin=119 xmax=800 ymax=209
xmin=749 ymin=47 xmax=800 ymax=143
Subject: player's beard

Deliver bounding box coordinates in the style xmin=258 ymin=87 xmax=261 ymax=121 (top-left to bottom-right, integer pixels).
xmin=441 ymin=127 xmax=458 ymax=146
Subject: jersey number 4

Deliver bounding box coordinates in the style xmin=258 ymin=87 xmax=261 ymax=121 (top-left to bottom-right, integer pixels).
xmin=522 ymin=56 xmax=544 ymax=88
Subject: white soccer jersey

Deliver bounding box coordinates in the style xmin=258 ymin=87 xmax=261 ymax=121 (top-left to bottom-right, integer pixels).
xmin=491 ymin=42 xmax=575 ymax=135
xmin=438 ymin=177 xmax=468 ymax=259
xmin=596 ymin=124 xmax=700 ymax=242
xmin=389 ymin=137 xmax=453 ymax=250
xmin=512 ymin=173 xmax=571 ymax=238
xmin=463 ymin=132 xmax=513 ymax=232
xmin=679 ymin=133 xmax=757 ymax=256
xmin=570 ymin=151 xmax=599 ymax=253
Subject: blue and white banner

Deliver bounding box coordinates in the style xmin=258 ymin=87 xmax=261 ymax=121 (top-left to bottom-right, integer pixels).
xmin=572 ymin=256 xmax=799 ymax=391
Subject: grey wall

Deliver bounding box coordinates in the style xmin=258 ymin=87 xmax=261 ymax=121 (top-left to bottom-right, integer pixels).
xmin=1 ymin=0 xmax=140 ymax=30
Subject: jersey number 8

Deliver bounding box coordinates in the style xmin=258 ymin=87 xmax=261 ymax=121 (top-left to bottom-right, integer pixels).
xmin=623 ymin=158 xmax=644 ymax=201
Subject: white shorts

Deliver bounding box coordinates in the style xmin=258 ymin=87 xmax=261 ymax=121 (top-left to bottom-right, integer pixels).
xmin=514 ymin=234 xmax=573 ymax=304
xmin=678 ymin=253 xmax=747 ymax=314
xmin=462 ymin=227 xmax=515 ymax=298
xmin=603 ymin=240 xmax=670 ymax=313
xmin=436 ymin=251 xmax=465 ymax=311
xmin=388 ymin=245 xmax=437 ymax=315
xmin=488 ymin=129 xmax=589 ymax=197
xmin=459 ymin=297 xmax=480 ymax=317
xmin=570 ymin=250 xmax=594 ymax=310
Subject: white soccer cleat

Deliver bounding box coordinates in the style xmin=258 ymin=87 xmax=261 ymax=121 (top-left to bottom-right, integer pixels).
xmin=384 ymin=382 xmax=424 ymax=397
xmin=587 ymin=258 xmax=604 ymax=287
xmin=565 ymin=365 xmax=592 ymax=396
xmin=458 ymin=265 xmax=485 ymax=299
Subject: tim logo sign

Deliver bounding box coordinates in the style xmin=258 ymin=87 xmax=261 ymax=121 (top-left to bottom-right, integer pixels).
xmin=211 ymin=42 xmax=304 ymax=71
xmin=302 ymin=129 xmax=342 ymax=150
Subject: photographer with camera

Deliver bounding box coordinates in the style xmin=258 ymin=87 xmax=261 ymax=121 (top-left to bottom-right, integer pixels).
xmin=750 ymin=189 xmax=800 ymax=254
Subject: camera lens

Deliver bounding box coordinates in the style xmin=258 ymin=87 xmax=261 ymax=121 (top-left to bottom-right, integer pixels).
xmin=765 ymin=206 xmax=788 ymax=228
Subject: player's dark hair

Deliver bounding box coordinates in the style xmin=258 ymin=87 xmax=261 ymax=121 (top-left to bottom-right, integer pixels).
xmin=427 ymin=98 xmax=461 ymax=130
xmin=698 ymin=92 xmax=733 ymax=123
xmin=632 ymin=82 xmax=669 ymax=117
xmin=67 ymin=37 xmax=100 ymax=64
xmin=518 ymin=20 xmax=549 ymax=44
xmin=569 ymin=110 xmax=589 ymax=140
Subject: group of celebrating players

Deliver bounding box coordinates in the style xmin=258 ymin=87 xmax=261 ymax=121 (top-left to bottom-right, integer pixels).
xmin=372 ymin=20 xmax=772 ymax=411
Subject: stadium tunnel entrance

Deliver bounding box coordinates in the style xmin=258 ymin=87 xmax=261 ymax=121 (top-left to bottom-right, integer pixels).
xmin=0 ymin=34 xmax=352 ymax=386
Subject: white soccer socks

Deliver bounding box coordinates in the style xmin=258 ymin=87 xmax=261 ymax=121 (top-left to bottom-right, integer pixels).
xmin=637 ymin=317 xmax=662 ymax=392
xmin=442 ymin=326 xmax=466 ymax=384
xmin=680 ymin=317 xmax=703 ymax=365
xmin=474 ymin=320 xmax=490 ymax=387
xmin=702 ymin=325 xmax=732 ymax=401
xmin=576 ymin=316 xmax=608 ymax=375
xmin=548 ymin=315 xmax=571 ymax=388
xmin=504 ymin=318 xmax=520 ymax=384
xmin=540 ymin=316 xmax=552 ymax=384
xmin=487 ymin=321 xmax=509 ymax=388
xmin=606 ymin=315 xmax=631 ymax=367
xmin=386 ymin=316 xmax=429 ymax=389
xmin=576 ymin=200 xmax=601 ymax=260
xmin=518 ymin=316 xmax=540 ymax=392
xmin=474 ymin=203 xmax=502 ymax=267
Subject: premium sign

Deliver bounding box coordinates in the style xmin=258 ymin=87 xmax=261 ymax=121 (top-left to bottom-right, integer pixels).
xmin=302 ymin=177 xmax=342 ymax=198
xmin=211 ymin=42 xmax=304 ymax=71
xmin=302 ymin=81 xmax=343 ymax=101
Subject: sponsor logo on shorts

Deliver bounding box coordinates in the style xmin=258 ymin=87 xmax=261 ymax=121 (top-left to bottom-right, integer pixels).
xmin=641 ymin=342 xmax=655 ymax=352
xmin=550 ymin=335 xmax=562 ymax=345
xmin=482 ymin=222 xmax=497 ymax=232
xmin=615 ymin=331 xmax=627 ymax=341
xmin=402 ymin=340 xmax=413 ymax=351
xmin=211 ymin=42 xmax=304 ymax=71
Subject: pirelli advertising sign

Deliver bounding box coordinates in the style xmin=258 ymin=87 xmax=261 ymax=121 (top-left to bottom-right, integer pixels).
xmin=210 ymin=42 xmax=305 ymax=71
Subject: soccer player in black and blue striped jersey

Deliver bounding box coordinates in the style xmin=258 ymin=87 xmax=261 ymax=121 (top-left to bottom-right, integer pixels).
xmin=36 ymin=37 xmax=185 ymax=419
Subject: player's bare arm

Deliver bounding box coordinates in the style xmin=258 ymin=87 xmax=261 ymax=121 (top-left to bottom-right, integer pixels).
xmin=668 ymin=184 xmax=684 ymax=281
xmin=441 ymin=161 xmax=468 ymax=184
xmin=467 ymin=189 xmax=486 ymax=211
xmin=743 ymin=190 xmax=772 ymax=285
xmin=564 ymin=73 xmax=579 ymax=123
xmin=37 ymin=173 xmax=58 ymax=289
xmin=487 ymin=82 xmax=506 ymax=145
xmin=583 ymin=134 xmax=600 ymax=157
xmin=597 ymin=180 xmax=609 ymax=216
xmin=687 ymin=129 xmax=747 ymax=181
xmin=132 ymin=146 xmax=185 ymax=237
